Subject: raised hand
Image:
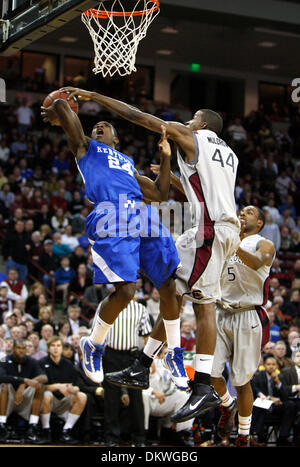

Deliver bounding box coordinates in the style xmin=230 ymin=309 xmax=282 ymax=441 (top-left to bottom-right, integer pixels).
xmin=158 ymin=125 xmax=171 ymax=157
xmin=41 ymin=105 xmax=60 ymax=126
xmin=60 ymin=87 xmax=93 ymax=101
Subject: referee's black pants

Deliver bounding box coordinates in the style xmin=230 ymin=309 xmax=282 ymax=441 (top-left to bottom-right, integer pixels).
xmin=102 ymin=346 xmax=145 ymax=444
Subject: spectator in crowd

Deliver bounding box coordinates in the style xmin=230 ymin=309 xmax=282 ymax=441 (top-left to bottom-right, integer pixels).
xmin=3 ymin=220 xmax=31 ymax=282
xmin=66 ymin=302 xmax=88 ymax=336
xmin=273 ymin=340 xmax=294 ymax=370
xmin=38 ymin=240 xmax=57 ymax=292
xmin=0 ymin=338 xmax=47 ymax=444
xmin=54 ymin=256 xmax=76 ymax=309
xmin=27 ymin=332 xmax=47 ymax=360
xmin=281 ymin=289 xmax=300 ymax=322
xmin=33 ymin=203 xmax=52 ymax=230
xmin=251 ymin=354 xmax=297 ymax=446
xmin=285 ymin=330 xmax=300 ymax=358
xmin=38 ymin=324 xmax=54 ymax=353
xmin=1 ymin=268 xmax=28 ymax=302
xmin=268 ymin=308 xmax=281 ymax=342
xmin=52 ymin=232 xmax=72 ymax=258
xmin=62 ymin=342 xmax=75 ymax=364
xmin=2 ymin=313 xmax=18 ymax=338
xmin=57 ymin=319 xmax=71 ymax=343
xmin=0 ymin=284 xmax=13 ymax=321
xmin=180 ymin=319 xmax=196 ymax=351
xmin=14 ymin=98 xmax=34 ymax=134
xmin=69 ymin=245 xmax=87 ymax=272
xmin=25 ymin=282 xmax=45 ymax=319
xmin=39 ymin=336 xmax=87 ymax=444
xmin=34 ymin=305 xmax=55 ymax=335
xmin=61 ymin=225 xmax=79 ymax=252
xmin=68 ymin=263 xmax=93 ymax=301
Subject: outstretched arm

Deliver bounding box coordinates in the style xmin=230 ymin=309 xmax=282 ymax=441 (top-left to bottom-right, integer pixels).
xmin=60 ymin=87 xmax=196 ymax=161
xmin=135 ymin=125 xmax=171 ymax=202
xmin=41 ymin=99 xmax=89 ymax=160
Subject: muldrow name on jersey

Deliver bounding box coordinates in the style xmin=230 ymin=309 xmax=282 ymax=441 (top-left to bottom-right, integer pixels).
xmin=207 ymin=136 xmax=228 ymax=147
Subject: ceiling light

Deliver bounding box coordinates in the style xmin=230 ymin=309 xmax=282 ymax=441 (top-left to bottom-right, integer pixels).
xmin=160 ymin=26 xmax=178 ymax=34
xmin=258 ymin=41 xmax=277 ymax=47
xmin=156 ymin=49 xmax=174 ymax=56
xmin=262 ymin=64 xmax=279 ymax=70
xmin=59 ymin=36 xmax=78 ymax=43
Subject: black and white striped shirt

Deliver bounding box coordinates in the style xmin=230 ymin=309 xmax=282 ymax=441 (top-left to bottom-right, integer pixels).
xmin=105 ymin=300 xmax=152 ymax=351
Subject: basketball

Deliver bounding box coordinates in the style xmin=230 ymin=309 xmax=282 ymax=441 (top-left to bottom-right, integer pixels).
xmin=42 ymin=89 xmax=79 ymax=114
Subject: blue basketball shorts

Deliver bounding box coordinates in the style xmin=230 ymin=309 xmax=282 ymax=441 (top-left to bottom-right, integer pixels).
xmin=85 ymin=202 xmax=180 ymax=288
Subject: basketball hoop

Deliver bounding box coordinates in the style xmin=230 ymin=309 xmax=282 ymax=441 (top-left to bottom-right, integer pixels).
xmin=82 ymin=1 xmax=160 ymax=77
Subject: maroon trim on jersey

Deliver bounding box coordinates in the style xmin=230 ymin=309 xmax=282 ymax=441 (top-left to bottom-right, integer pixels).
xmin=187 ymin=173 xmax=215 ymax=289
xmin=262 ymin=277 xmax=270 ymax=306
xmin=255 ymin=306 xmax=270 ymax=350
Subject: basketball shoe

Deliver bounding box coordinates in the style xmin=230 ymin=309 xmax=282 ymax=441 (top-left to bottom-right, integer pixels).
xmin=162 ymin=347 xmax=189 ymax=390
xmin=171 ymin=381 xmax=221 ymax=423
xmin=105 ymin=359 xmax=149 ymax=390
xmin=217 ymin=399 xmax=238 ymax=439
xmin=80 ymin=337 xmax=105 ymax=384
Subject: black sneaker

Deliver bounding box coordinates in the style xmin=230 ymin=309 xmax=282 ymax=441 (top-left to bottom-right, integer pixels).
xmin=0 ymin=423 xmax=8 ymax=442
xmin=105 ymin=359 xmax=150 ymax=389
xmin=26 ymin=424 xmax=46 ymax=445
xmin=171 ymin=382 xmax=221 ymax=423
xmin=41 ymin=428 xmax=52 ymax=444
xmin=60 ymin=429 xmax=78 ymax=445
xmin=217 ymin=399 xmax=238 ymax=439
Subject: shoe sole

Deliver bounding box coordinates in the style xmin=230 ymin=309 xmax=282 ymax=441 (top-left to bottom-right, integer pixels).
xmin=171 ymin=398 xmax=221 ymax=423
xmin=105 ymin=376 xmax=149 ymax=390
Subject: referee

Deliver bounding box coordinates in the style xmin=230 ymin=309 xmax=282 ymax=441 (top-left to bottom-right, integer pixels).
xmin=102 ymin=298 xmax=152 ymax=447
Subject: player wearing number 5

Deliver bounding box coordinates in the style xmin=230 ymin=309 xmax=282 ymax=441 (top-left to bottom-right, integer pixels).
xmin=59 ymin=87 xmax=240 ymax=421
xmin=211 ymin=205 xmax=275 ymax=447
xmin=40 ymin=100 xmax=188 ymax=391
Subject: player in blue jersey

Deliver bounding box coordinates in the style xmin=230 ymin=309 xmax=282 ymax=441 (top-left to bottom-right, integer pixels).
xmin=41 ymin=98 xmax=189 ymax=391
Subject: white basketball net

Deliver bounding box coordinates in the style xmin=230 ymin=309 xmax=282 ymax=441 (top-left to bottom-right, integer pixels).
xmin=82 ymin=0 xmax=160 ymax=77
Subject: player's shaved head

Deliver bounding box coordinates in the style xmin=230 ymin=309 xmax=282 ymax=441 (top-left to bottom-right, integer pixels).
xmin=198 ymin=109 xmax=223 ymax=135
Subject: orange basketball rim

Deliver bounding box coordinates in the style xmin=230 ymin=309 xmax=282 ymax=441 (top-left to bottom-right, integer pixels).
xmin=84 ymin=0 xmax=160 ymax=18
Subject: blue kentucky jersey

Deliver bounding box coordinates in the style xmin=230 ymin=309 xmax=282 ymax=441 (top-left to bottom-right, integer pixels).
xmin=77 ymin=139 xmax=143 ymax=205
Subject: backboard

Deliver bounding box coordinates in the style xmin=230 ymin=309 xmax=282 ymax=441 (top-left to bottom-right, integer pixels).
xmin=0 ymin=0 xmax=103 ymax=55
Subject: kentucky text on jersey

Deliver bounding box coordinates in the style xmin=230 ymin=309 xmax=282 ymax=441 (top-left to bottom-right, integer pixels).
xmin=77 ymin=139 xmax=142 ymax=205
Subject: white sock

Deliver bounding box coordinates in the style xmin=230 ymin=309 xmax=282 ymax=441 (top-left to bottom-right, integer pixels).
xmin=0 ymin=416 xmax=7 ymax=424
xmin=194 ymin=354 xmax=214 ymax=375
xmin=163 ymin=318 xmax=181 ymax=349
xmin=143 ymin=337 xmax=164 ymax=359
xmin=238 ymin=414 xmax=252 ymax=436
xmin=90 ymin=314 xmax=112 ymax=345
xmin=29 ymin=414 xmax=39 ymax=425
xmin=221 ymin=389 xmax=234 ymax=408
xmin=63 ymin=413 xmax=80 ymax=430
xmin=40 ymin=413 xmax=51 ymax=429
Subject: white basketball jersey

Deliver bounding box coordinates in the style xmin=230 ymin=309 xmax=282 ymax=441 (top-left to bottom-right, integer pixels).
xmin=220 ymin=234 xmax=274 ymax=310
xmin=177 ymin=129 xmax=240 ymax=228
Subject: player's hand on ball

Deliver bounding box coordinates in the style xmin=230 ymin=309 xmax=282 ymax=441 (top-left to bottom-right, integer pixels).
xmin=158 ymin=124 xmax=171 ymax=157
xmin=60 ymin=87 xmax=92 ymax=101
xmin=40 ymin=105 xmax=60 ymax=126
